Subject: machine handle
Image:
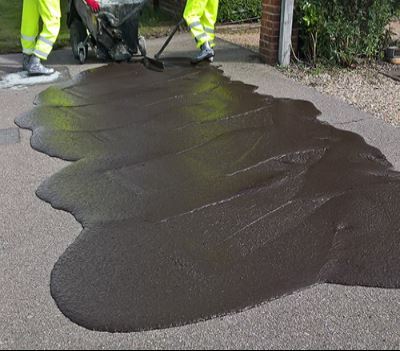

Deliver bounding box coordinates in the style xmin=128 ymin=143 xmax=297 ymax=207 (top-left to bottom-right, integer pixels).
xmin=155 ymin=18 xmax=185 ymax=59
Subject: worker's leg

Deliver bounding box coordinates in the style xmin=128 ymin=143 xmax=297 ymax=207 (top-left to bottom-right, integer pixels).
xmin=183 ymin=0 xmax=209 ymax=48
xmin=27 ymin=0 xmax=60 ymax=75
xmin=34 ymin=0 xmax=61 ymax=60
xmin=21 ymin=0 xmax=40 ymax=56
xmin=201 ymin=0 xmax=219 ymax=48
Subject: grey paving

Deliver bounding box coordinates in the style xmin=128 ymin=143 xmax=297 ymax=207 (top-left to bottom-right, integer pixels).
xmin=0 ymin=128 xmax=19 ymax=145
xmin=0 ymin=34 xmax=399 ymax=350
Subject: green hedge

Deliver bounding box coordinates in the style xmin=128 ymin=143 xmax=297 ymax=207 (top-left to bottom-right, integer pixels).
xmin=218 ymin=0 xmax=262 ymax=23
xmin=296 ymin=0 xmax=400 ymax=66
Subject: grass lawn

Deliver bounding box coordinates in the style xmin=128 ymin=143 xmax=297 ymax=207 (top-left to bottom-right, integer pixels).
xmin=0 ymin=0 xmax=70 ymax=54
xmin=0 ymin=0 xmax=174 ymax=54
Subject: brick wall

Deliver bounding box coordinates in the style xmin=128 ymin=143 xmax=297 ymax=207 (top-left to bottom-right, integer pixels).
xmin=260 ymin=0 xmax=299 ymax=65
xmin=259 ymin=0 xmax=282 ymax=65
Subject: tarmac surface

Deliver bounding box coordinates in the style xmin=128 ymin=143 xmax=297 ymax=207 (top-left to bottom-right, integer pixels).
xmin=0 ymin=34 xmax=399 ymax=349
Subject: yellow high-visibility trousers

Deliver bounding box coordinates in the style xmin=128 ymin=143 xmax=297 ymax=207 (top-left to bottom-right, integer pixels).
xmin=21 ymin=0 xmax=61 ymax=60
xmin=183 ymin=0 xmax=219 ymax=48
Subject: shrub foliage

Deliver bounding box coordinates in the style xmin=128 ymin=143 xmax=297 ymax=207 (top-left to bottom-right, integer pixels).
xmin=296 ymin=0 xmax=400 ymax=66
xmin=218 ymin=0 xmax=262 ymax=23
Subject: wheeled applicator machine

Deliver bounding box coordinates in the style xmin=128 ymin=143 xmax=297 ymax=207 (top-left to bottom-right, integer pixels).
xmin=67 ymin=0 xmax=149 ymax=64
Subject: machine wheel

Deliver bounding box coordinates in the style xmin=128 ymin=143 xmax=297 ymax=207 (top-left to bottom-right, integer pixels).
xmin=70 ymin=19 xmax=88 ymax=61
xmin=138 ymin=35 xmax=147 ymax=57
xmin=77 ymin=42 xmax=88 ymax=64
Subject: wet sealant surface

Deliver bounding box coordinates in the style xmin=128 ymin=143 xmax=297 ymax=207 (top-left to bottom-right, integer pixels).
xmin=16 ymin=60 xmax=400 ymax=332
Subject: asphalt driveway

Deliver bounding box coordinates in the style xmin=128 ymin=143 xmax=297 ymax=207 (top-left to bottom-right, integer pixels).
xmin=0 ymin=34 xmax=399 ymax=349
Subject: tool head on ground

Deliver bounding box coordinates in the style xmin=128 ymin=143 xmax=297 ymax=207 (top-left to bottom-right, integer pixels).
xmin=143 ymin=56 xmax=165 ymax=72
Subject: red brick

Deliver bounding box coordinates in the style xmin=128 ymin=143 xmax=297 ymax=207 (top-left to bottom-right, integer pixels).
xmin=260 ymin=0 xmax=282 ymax=65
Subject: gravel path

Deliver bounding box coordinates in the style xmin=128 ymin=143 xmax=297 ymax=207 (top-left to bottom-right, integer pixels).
xmin=217 ymin=23 xmax=261 ymax=53
xmin=216 ymin=24 xmax=400 ymax=126
xmin=282 ymin=64 xmax=400 ymax=126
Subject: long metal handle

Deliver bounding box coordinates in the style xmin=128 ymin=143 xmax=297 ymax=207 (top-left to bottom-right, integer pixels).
xmin=155 ymin=18 xmax=185 ymax=59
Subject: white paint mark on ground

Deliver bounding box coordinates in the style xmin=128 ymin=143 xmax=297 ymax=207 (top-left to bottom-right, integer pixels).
xmin=0 ymin=71 xmax=61 ymax=89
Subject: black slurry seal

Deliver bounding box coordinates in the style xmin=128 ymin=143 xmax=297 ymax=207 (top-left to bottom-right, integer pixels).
xmin=15 ymin=59 xmax=400 ymax=333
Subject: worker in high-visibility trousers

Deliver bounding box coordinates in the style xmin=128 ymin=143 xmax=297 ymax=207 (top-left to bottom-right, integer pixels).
xmin=183 ymin=0 xmax=219 ymax=64
xmin=20 ymin=0 xmax=62 ymax=76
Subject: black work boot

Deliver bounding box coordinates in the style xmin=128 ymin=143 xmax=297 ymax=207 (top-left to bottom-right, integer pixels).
xmin=22 ymin=54 xmax=31 ymax=71
xmin=191 ymin=42 xmax=215 ymax=64
xmin=27 ymin=55 xmax=55 ymax=76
